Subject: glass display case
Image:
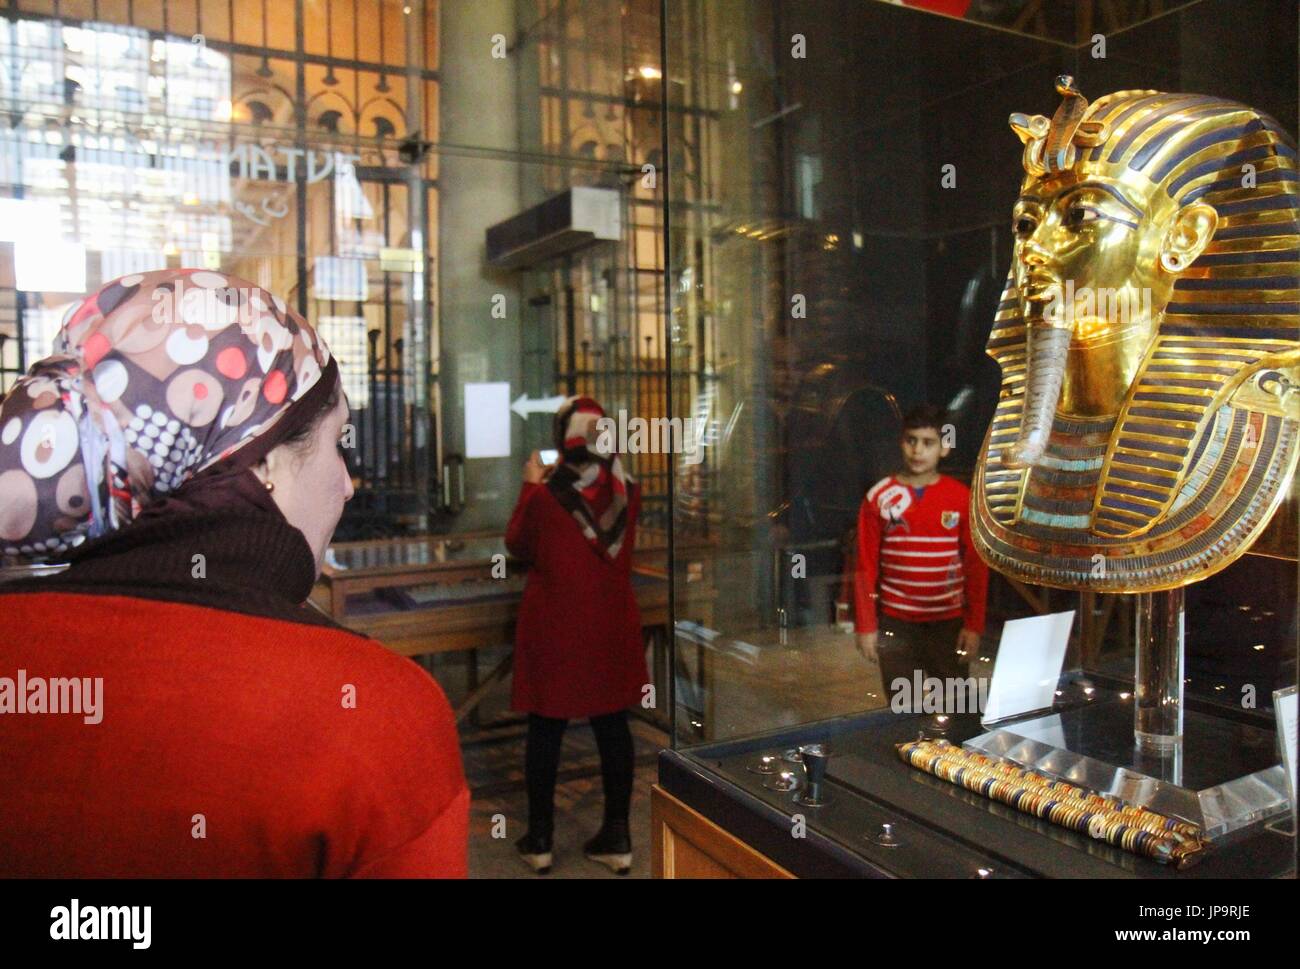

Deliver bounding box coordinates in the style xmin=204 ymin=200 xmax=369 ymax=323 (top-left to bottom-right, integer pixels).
xmin=658 ymin=0 xmax=1299 ymax=878
xmin=2 ymin=0 xmax=1295 ymax=884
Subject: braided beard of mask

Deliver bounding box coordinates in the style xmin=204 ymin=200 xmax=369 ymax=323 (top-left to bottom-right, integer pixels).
xmin=1002 ymin=325 xmax=1070 ymax=469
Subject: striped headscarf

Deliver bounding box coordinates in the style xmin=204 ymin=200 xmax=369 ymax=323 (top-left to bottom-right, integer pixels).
xmin=546 ymin=396 xmax=635 ymax=561
xmin=0 ymin=268 xmax=337 ymax=565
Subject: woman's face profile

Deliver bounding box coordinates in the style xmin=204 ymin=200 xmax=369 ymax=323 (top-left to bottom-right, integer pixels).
xmin=262 ymin=386 xmax=354 ymax=576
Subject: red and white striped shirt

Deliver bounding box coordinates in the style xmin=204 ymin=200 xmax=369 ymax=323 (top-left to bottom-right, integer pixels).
xmin=853 ymin=474 xmax=988 ymax=634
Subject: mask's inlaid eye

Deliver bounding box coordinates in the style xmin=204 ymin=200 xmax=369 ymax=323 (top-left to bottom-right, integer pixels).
xmin=1014 ymin=216 xmax=1037 ymax=236
xmin=1063 ymin=204 xmax=1099 ymax=229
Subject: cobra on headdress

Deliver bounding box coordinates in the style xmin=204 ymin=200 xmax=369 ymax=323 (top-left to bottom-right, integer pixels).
xmin=1010 ymin=75 xmax=1113 ymax=176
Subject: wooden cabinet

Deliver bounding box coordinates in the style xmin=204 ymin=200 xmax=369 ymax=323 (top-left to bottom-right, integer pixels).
xmin=651 ymin=785 xmax=794 ymax=879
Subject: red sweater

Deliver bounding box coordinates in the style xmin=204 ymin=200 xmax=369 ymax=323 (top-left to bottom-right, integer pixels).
xmin=506 ymin=481 xmax=648 ymax=720
xmin=0 ymin=512 xmax=468 ymax=878
xmin=854 ymin=474 xmax=988 ymax=634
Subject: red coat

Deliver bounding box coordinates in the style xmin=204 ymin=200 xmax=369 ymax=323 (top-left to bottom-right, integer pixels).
xmin=0 ymin=593 xmax=469 ymax=877
xmin=506 ymin=481 xmax=648 ymax=719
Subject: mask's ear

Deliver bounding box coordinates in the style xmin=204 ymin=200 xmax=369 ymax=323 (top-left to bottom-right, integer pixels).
xmin=1160 ymin=202 xmax=1218 ymax=274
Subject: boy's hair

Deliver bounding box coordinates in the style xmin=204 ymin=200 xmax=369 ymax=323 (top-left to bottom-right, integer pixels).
xmin=901 ymin=403 xmax=948 ymax=435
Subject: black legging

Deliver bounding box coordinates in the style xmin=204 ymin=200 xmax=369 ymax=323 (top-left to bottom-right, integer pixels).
xmin=525 ymin=710 xmax=634 ymax=837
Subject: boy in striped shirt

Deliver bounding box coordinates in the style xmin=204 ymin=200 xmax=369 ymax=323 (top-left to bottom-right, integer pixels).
xmin=854 ymin=404 xmax=989 ymax=687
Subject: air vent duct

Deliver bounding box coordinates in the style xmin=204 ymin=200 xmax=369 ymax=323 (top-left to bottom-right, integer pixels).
xmin=485 ymin=187 xmax=621 ymax=269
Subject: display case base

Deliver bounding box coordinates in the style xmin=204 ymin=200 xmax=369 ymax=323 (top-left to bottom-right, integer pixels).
xmin=964 ymin=699 xmax=1289 ymax=839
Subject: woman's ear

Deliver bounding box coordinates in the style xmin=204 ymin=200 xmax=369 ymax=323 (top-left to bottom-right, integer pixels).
xmin=1160 ymin=202 xmax=1218 ymax=274
xmin=250 ymin=456 xmax=280 ymax=491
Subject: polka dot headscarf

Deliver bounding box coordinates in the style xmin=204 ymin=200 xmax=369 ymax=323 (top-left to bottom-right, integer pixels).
xmin=0 ymin=269 xmax=337 ymax=564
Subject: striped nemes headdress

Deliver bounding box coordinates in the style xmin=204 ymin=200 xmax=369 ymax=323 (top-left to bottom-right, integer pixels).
xmin=973 ymin=78 xmax=1300 ymax=592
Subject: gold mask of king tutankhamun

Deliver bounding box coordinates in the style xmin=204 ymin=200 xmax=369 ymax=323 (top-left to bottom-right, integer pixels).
xmin=972 ymin=77 xmax=1300 ymax=592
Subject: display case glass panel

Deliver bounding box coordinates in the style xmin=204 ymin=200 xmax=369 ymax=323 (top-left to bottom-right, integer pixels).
xmin=664 ymin=0 xmax=1298 ymax=875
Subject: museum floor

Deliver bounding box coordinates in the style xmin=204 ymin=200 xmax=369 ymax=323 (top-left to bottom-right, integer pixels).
xmin=428 ymin=626 xmax=896 ymax=878
xmin=431 ymin=644 xmax=662 ymax=879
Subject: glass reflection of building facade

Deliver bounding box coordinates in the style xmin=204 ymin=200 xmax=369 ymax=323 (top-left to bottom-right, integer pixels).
xmin=1 ymin=0 xmax=441 ymax=536
xmin=1 ymin=0 xmax=683 ymax=537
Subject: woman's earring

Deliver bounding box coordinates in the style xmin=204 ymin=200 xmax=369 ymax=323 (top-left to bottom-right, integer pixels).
xmin=264 ymin=479 xmax=275 ymax=494
xmin=1160 ymin=250 xmax=1183 ymax=273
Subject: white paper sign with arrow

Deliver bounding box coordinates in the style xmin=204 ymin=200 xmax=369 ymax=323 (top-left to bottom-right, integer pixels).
xmin=511 ymin=393 xmax=567 ymax=419
xmin=465 ymin=383 xmax=513 ymax=458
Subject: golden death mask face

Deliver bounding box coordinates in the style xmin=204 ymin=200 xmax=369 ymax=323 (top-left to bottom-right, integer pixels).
xmin=972 ymin=77 xmax=1300 ymax=592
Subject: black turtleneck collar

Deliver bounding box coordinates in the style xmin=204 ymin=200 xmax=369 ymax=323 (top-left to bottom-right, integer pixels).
xmin=1 ymin=511 xmax=351 ymax=632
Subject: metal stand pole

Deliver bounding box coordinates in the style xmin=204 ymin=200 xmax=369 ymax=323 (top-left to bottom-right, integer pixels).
xmin=1134 ymin=588 xmax=1185 ymax=762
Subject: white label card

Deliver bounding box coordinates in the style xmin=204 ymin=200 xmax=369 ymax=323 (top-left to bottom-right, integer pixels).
xmin=981 ymin=610 xmax=1075 ymax=726
xmin=1274 ymin=686 xmax=1298 ymax=805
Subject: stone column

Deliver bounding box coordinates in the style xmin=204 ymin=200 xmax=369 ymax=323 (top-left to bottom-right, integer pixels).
xmin=437 ymin=0 xmax=524 ymax=532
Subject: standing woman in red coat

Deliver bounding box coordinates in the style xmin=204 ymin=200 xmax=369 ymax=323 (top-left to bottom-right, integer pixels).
xmin=506 ymin=395 xmax=647 ymax=875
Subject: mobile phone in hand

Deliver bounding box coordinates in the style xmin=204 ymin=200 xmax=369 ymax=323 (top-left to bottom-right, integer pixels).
xmin=539 ymin=449 xmax=559 ymax=466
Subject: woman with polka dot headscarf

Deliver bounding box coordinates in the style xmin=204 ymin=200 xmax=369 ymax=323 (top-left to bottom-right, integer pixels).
xmin=0 ymin=269 xmax=336 ymax=564
xmin=0 ymin=269 xmax=468 ymax=878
